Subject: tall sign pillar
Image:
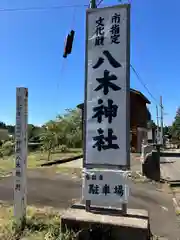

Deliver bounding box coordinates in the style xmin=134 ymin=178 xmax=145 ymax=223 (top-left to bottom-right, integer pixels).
xmin=82 ymin=4 xmax=131 ymax=211
xmin=14 ymin=87 xmax=28 ymax=228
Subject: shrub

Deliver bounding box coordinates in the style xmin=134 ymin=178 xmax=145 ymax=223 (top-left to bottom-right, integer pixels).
xmin=1 ymin=141 xmax=14 ymax=156
xmin=59 ymin=145 xmax=68 ymax=153
xmin=0 ymin=149 xmax=3 ymax=158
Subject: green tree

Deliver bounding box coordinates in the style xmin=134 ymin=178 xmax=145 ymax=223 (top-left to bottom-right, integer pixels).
xmin=28 ymin=124 xmax=43 ymax=142
xmin=56 ymin=108 xmax=82 ymax=148
xmin=0 ymin=122 xmax=7 ymax=129
xmin=147 ymin=120 xmax=156 ymax=129
xmin=170 ymin=107 xmax=180 ymax=139
xmin=40 ymin=121 xmax=60 ymax=161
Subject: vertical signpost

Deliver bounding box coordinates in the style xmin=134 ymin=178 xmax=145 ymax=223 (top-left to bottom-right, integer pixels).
xmin=14 ymin=87 xmax=28 ymax=228
xmin=82 ymin=4 xmax=130 ymax=211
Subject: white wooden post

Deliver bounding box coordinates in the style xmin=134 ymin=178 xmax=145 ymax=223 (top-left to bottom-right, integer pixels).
xmin=14 ymin=87 xmax=28 ymax=228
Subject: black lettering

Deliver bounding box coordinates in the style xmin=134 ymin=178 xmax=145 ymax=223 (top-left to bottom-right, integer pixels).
xmin=111 ymin=13 xmax=120 ymax=44
xmin=93 ymin=128 xmax=119 ymax=151
xmin=86 ymin=174 xmax=90 ymax=180
xmin=92 ymin=99 xmax=118 ymax=123
xmin=99 ymin=174 xmax=103 ymax=180
xmin=88 ymin=184 xmax=99 ymax=194
xmin=102 ymin=184 xmax=110 ymax=195
xmin=114 ymin=185 xmax=124 ymax=196
xmin=92 ymin=174 xmax=96 ymax=180
xmin=15 ymin=184 xmax=21 ymax=191
xmin=95 ymin=17 xmax=104 ymax=46
xmin=16 ymin=170 xmax=21 ymax=177
xmin=93 ymin=50 xmax=121 ymax=69
xmin=95 ymin=70 xmax=121 ymax=95
xmin=112 ymin=13 xmax=120 ymax=24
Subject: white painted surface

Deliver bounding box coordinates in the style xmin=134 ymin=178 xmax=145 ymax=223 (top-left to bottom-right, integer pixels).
xmin=14 ymin=87 xmax=28 ymax=225
xmin=85 ymin=5 xmax=129 ymax=166
xmin=82 ymin=169 xmax=129 ymax=205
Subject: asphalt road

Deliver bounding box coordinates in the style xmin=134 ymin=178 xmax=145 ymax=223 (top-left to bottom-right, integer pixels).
xmin=0 ymin=169 xmax=180 ymax=239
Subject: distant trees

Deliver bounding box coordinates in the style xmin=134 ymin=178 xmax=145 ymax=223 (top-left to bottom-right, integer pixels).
xmin=0 ymin=108 xmax=82 ymax=159
xmin=169 ymin=107 xmax=180 ymax=140
xmin=147 ymin=120 xmax=156 ymax=129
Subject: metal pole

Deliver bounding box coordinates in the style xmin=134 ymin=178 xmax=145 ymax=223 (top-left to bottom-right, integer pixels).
xmin=160 ymin=96 xmax=164 ymax=146
xmin=156 ymin=105 xmax=160 ymax=144
xmin=90 ymin=0 xmax=96 ymax=8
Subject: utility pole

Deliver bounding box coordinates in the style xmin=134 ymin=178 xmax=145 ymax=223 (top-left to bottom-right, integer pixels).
xmin=160 ymin=96 xmax=164 ymax=146
xmin=156 ymin=105 xmax=160 ymax=144
xmin=90 ymin=0 xmax=96 ymax=8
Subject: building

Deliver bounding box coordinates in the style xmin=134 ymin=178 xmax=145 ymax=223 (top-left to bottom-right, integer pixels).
xmin=77 ymin=88 xmax=151 ymax=152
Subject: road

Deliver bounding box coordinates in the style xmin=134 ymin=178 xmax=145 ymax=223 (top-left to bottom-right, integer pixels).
xmin=0 ymin=169 xmax=180 ymax=239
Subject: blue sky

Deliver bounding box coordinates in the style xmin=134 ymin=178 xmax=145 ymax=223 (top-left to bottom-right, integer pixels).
xmin=0 ymin=0 xmax=179 ymax=126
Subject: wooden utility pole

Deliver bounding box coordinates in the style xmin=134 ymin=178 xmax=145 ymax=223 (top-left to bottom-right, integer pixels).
xmin=160 ymin=96 xmax=164 ymax=145
xmin=90 ymin=0 xmax=96 ymax=8
xmin=156 ymin=105 xmax=160 ymax=144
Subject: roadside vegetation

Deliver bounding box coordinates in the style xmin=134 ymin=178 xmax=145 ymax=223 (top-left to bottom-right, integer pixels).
xmin=0 ymin=109 xmax=83 ymax=239
xmin=0 ymin=202 xmax=76 ymax=240
xmin=0 ymin=108 xmax=82 ymax=176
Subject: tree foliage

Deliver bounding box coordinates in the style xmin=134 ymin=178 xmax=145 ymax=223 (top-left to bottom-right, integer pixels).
xmin=0 ymin=108 xmax=82 ymax=159
xmin=170 ymin=107 xmax=180 ymax=139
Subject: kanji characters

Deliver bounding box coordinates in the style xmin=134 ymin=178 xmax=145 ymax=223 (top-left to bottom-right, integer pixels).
xmin=92 ymin=99 xmax=118 ymax=123
xmin=114 ymin=185 xmax=124 ymax=196
xmin=94 ymin=70 xmax=121 ymax=95
xmin=102 ymin=184 xmax=110 ymax=195
xmin=93 ymin=50 xmax=121 ymax=69
xmin=86 ymin=174 xmax=103 ymax=181
xmin=95 ymin=16 xmax=105 ymax=46
xmin=112 ymin=13 xmax=120 ymax=24
xmin=88 ymin=184 xmax=99 ymax=194
xmin=111 ymin=13 xmax=120 ymax=44
xmin=16 ymin=169 xmax=21 ymax=177
xmin=15 ymin=183 xmax=21 ymax=191
xmin=93 ymin=128 xmax=119 ymax=151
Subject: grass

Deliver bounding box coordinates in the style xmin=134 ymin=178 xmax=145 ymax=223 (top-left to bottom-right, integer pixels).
xmin=0 ymin=202 xmax=76 ymax=240
xmin=0 ymin=148 xmax=82 ymax=177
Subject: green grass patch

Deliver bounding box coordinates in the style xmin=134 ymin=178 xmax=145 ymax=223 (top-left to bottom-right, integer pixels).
xmin=0 ymin=149 xmax=82 ymax=177
xmin=0 ymin=203 xmax=76 ymax=240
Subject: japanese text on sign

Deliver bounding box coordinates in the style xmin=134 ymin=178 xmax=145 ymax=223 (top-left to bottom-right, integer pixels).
xmin=85 ymin=5 xmax=130 ymax=166
xmin=14 ymin=87 xmax=28 ymax=224
xmin=82 ymin=169 xmax=129 ymax=204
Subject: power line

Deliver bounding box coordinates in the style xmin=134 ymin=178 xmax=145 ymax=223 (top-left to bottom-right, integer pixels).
xmin=0 ymin=4 xmax=88 ymax=12
xmin=97 ymin=0 xmax=104 ymax=6
xmin=130 ymin=64 xmax=159 ymax=105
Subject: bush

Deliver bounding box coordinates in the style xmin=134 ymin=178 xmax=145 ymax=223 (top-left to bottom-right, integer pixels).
xmin=0 ymin=149 xmax=3 ymax=158
xmin=1 ymin=141 xmax=14 ymax=156
xmin=28 ymin=143 xmax=42 ymax=152
xmin=59 ymin=145 xmax=68 ymax=153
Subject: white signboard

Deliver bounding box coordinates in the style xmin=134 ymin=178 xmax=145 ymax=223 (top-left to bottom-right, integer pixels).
xmin=82 ymin=169 xmax=129 ymax=205
xmin=85 ymin=5 xmax=130 ymax=166
xmin=14 ymin=87 xmax=28 ymax=225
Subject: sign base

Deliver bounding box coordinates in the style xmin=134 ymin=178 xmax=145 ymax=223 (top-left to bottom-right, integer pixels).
xmin=71 ymin=202 xmax=147 ymax=219
xmin=61 ymin=203 xmax=151 ymax=240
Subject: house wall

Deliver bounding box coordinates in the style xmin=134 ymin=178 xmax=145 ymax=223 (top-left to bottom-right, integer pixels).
xmin=130 ymin=92 xmax=150 ymax=129
xmin=130 ymin=92 xmax=151 ymax=152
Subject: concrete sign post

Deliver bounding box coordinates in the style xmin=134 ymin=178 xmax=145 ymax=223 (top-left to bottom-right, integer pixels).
xmin=14 ymin=87 xmax=28 ymax=228
xmin=61 ymin=4 xmax=151 ymax=238
xmin=83 ymin=4 xmax=130 ymax=210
